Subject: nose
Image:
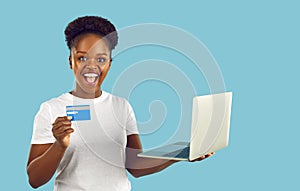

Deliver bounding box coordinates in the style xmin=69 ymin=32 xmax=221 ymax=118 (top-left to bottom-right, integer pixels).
xmin=86 ymin=58 xmax=98 ymax=69
xmin=86 ymin=65 xmax=98 ymax=70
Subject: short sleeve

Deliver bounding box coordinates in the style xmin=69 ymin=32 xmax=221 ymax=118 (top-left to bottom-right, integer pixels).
xmin=31 ymin=102 xmax=56 ymax=144
xmin=125 ymin=101 xmax=139 ymax=136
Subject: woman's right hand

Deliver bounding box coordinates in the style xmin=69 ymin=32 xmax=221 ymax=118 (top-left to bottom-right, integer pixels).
xmin=52 ymin=116 xmax=74 ymax=149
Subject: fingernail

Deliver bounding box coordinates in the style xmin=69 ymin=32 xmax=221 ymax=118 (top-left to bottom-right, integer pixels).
xmin=67 ymin=116 xmax=72 ymax=120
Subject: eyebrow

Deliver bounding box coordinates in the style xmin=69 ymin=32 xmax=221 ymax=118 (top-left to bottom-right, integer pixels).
xmin=75 ymin=51 xmax=108 ymax=56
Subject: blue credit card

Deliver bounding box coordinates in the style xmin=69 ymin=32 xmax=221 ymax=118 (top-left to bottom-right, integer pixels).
xmin=66 ymin=105 xmax=91 ymax=121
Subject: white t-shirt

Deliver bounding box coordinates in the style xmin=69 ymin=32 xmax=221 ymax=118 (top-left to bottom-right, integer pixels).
xmin=31 ymin=91 xmax=139 ymax=191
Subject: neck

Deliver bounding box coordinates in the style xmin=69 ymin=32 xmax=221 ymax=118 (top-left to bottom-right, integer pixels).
xmin=71 ymin=85 xmax=102 ymax=99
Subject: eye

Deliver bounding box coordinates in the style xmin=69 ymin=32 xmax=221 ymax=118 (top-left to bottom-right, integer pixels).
xmin=78 ymin=56 xmax=87 ymax=62
xmin=97 ymin=57 xmax=107 ymax=63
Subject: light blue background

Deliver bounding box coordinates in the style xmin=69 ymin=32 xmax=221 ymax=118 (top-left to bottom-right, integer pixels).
xmin=1 ymin=0 xmax=299 ymax=190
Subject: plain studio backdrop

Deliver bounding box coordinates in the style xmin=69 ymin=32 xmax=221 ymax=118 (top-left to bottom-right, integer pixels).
xmin=0 ymin=0 xmax=299 ymax=190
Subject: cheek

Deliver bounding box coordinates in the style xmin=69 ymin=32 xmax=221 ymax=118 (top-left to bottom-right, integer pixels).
xmin=99 ymin=66 xmax=110 ymax=80
xmin=72 ymin=62 xmax=81 ymax=76
xmin=101 ymin=65 xmax=110 ymax=75
xmin=70 ymin=56 xmax=81 ymax=74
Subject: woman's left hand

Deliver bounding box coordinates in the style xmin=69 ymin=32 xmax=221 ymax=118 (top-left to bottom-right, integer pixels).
xmin=189 ymin=152 xmax=215 ymax=162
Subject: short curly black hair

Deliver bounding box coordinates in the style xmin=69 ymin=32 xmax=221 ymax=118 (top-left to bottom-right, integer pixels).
xmin=64 ymin=16 xmax=118 ymax=50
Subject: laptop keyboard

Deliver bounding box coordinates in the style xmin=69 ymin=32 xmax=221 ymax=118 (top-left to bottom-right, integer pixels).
xmin=163 ymin=146 xmax=190 ymax=158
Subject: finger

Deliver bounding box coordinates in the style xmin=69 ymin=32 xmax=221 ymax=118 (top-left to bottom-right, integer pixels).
xmin=55 ymin=128 xmax=74 ymax=138
xmin=53 ymin=116 xmax=72 ymax=124
xmin=195 ymin=155 xmax=207 ymax=162
xmin=53 ymin=120 xmax=72 ymax=128
xmin=189 ymin=152 xmax=215 ymax=162
xmin=55 ymin=127 xmax=74 ymax=136
xmin=206 ymin=152 xmax=215 ymax=157
xmin=53 ymin=116 xmax=67 ymax=124
xmin=190 ymin=156 xmax=205 ymax=162
xmin=66 ymin=128 xmax=74 ymax=133
xmin=52 ymin=120 xmax=72 ymax=131
xmin=54 ymin=126 xmax=74 ymax=135
xmin=52 ymin=121 xmax=72 ymax=134
xmin=53 ymin=124 xmax=71 ymax=133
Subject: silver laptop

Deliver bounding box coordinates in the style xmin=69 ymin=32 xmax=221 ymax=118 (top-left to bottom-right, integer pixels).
xmin=138 ymin=92 xmax=232 ymax=161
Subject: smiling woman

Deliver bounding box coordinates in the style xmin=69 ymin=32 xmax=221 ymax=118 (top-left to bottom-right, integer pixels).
xmin=64 ymin=16 xmax=117 ymax=99
xmin=26 ymin=15 xmax=214 ymax=191
xmin=70 ymin=33 xmax=112 ymax=98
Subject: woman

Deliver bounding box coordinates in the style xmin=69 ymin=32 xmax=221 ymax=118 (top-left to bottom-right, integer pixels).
xmin=26 ymin=15 xmax=214 ymax=191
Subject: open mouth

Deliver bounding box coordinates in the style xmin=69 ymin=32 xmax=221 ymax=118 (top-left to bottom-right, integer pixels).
xmin=83 ymin=73 xmax=100 ymax=84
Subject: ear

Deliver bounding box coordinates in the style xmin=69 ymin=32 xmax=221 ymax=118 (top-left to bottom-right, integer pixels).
xmin=109 ymin=58 xmax=112 ymax=67
xmin=69 ymin=56 xmax=72 ymax=69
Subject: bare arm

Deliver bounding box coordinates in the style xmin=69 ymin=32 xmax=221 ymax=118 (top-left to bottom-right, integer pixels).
xmin=26 ymin=143 xmax=67 ymax=188
xmin=125 ymin=134 xmax=214 ymax=178
xmin=26 ymin=116 xmax=73 ymax=188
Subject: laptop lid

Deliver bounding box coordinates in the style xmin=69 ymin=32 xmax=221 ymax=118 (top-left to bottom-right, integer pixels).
xmin=189 ymin=92 xmax=232 ymax=161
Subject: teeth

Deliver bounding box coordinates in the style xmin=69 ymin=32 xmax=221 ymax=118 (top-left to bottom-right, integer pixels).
xmin=83 ymin=73 xmax=99 ymax=83
xmin=83 ymin=73 xmax=99 ymax=77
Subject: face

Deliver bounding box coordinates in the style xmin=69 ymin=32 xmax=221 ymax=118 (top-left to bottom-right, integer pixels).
xmin=69 ymin=33 xmax=111 ymax=98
